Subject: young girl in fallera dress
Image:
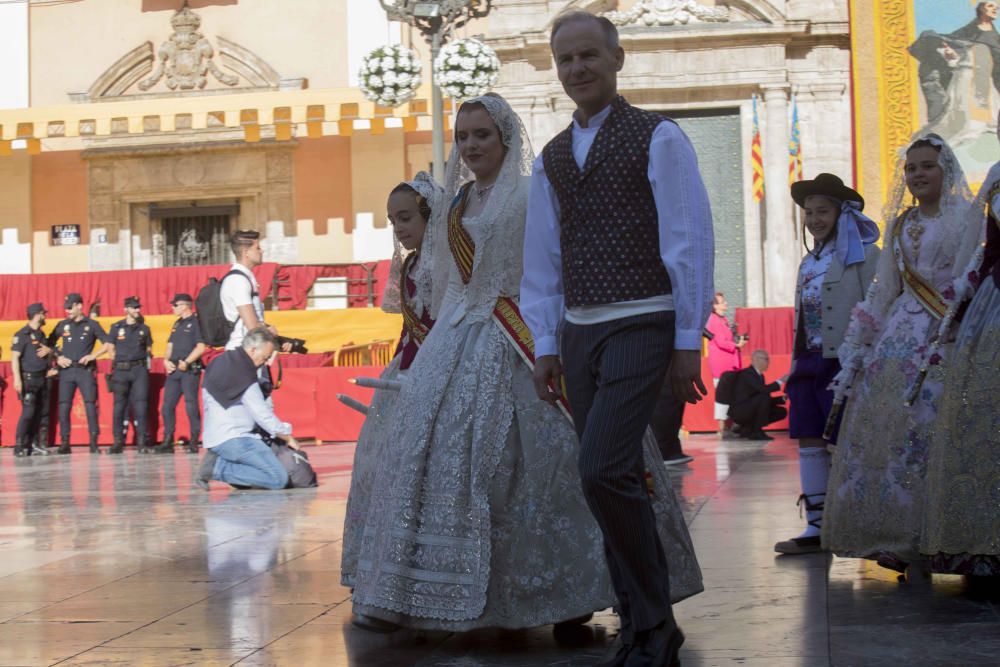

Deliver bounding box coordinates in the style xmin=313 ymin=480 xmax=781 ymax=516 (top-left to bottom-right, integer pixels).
xmin=920 ymin=123 xmax=1000 ymax=578
xmin=340 ymin=173 xmax=444 ymax=603
xmin=822 ymin=135 xmax=973 ymax=579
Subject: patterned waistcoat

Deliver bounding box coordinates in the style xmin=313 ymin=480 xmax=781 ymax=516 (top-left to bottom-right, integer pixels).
xmin=541 ymin=96 xmax=672 ymax=308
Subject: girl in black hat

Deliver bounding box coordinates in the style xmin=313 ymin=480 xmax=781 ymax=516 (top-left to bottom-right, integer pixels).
xmin=773 ymin=173 xmax=881 ymax=555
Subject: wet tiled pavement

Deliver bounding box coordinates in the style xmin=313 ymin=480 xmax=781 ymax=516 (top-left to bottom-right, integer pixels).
xmin=1 ymin=434 xmax=996 ymax=666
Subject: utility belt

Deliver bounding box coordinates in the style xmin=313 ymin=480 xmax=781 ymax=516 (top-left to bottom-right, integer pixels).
xmin=20 ymin=370 xmax=48 ymax=380
xmin=113 ymin=359 xmax=148 ymax=371
xmin=63 ymin=361 xmax=94 ymax=370
xmin=170 ymin=359 xmax=203 ymax=372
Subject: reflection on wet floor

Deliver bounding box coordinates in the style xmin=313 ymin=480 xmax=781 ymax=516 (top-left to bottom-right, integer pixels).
xmin=0 ymin=435 xmax=996 ymax=666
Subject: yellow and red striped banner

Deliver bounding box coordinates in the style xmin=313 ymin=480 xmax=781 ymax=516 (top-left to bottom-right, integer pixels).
xmin=751 ymin=94 xmax=764 ymax=202
xmin=788 ymin=93 xmax=803 ymax=186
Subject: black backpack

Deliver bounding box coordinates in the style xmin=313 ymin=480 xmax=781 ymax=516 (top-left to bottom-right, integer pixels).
xmin=715 ymin=369 xmax=739 ymax=405
xmin=270 ymin=442 xmax=318 ymax=488
xmin=196 ymin=270 xmax=255 ymax=347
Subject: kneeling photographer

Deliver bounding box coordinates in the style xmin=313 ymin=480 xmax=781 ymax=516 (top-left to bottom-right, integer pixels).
xmin=197 ymin=327 xmax=298 ymax=490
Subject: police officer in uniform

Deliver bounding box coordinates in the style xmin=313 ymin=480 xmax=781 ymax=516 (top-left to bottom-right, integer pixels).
xmin=11 ymin=303 xmax=55 ymax=457
xmin=108 ymin=296 xmax=153 ymax=454
xmin=49 ymin=293 xmax=110 ymax=454
xmin=154 ymin=293 xmax=206 ymax=455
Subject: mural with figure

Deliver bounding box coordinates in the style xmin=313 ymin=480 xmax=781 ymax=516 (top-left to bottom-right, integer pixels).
xmin=910 ymin=1 xmax=1000 ymax=179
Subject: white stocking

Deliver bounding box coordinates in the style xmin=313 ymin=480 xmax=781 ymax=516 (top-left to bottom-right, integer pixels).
xmin=796 ymin=447 xmax=830 ymax=539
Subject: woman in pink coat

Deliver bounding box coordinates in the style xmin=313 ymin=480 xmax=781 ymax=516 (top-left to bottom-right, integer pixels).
xmin=706 ymin=293 xmax=744 ymax=436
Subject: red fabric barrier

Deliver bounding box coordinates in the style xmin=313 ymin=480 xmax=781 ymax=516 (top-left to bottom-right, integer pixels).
xmin=734 ymin=307 xmax=795 ymax=357
xmin=0 ymin=260 xmax=394 ymax=320
xmin=0 ymin=264 xmax=278 ymax=319
xmin=0 ymin=360 xmax=383 ymax=446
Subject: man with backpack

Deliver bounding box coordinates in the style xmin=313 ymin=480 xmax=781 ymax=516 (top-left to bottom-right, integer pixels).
xmin=213 ymin=229 xmax=292 ymax=352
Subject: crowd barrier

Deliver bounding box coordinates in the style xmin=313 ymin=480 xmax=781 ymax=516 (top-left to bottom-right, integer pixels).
xmin=0 ymin=306 xmax=795 ymax=445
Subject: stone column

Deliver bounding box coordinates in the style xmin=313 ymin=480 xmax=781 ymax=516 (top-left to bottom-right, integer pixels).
xmin=762 ymin=84 xmax=796 ymax=306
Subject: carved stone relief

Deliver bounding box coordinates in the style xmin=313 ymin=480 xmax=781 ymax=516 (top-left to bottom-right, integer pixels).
xmin=139 ymin=3 xmax=238 ymax=92
xmin=78 ymin=2 xmax=298 ymax=101
xmin=604 ymin=0 xmax=730 ymax=26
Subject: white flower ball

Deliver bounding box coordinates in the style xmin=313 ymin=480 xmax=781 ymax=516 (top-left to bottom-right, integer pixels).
xmin=384 ymin=71 xmax=398 ymax=85
xmin=380 ymin=57 xmax=394 ymax=70
xmin=466 ymin=41 xmax=481 ymax=56
xmin=461 ymin=57 xmax=477 ymax=71
xmin=449 ymin=54 xmax=462 ymax=66
xmin=369 ymin=74 xmax=383 ymax=87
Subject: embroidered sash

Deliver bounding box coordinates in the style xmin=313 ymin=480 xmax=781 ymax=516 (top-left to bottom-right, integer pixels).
xmin=400 ymin=252 xmax=430 ymax=345
xmin=448 ymin=183 xmax=476 ymax=285
xmin=446 ymin=182 xmax=574 ymax=422
xmin=893 ymin=211 xmax=948 ymax=320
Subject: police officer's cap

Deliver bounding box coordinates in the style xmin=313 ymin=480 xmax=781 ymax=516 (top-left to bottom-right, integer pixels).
xmin=124 ymin=295 xmax=141 ymax=308
xmin=170 ymin=293 xmax=194 ymax=305
xmin=27 ymin=303 xmax=46 ymax=318
xmin=64 ymin=293 xmax=83 ymax=309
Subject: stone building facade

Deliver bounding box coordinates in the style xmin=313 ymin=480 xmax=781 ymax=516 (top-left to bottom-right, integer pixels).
xmin=485 ymin=0 xmax=853 ymax=306
xmin=0 ymin=0 xmax=856 ymax=308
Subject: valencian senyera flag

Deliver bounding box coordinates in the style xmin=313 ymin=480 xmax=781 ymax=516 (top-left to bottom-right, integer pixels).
xmin=788 ymin=93 xmax=803 ymax=186
xmin=751 ymin=94 xmax=764 ymax=202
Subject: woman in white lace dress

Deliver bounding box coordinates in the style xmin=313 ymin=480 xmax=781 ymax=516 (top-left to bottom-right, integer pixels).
xmin=822 ymin=134 xmax=973 ymax=579
xmin=340 ymin=173 xmax=444 ymax=590
xmin=348 ymin=94 xmax=702 ymax=632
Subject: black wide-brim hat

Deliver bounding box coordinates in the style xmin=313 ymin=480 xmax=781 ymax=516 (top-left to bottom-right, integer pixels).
xmin=791 ymin=173 xmax=864 ymax=211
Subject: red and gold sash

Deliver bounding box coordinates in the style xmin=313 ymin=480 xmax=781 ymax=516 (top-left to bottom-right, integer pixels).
xmin=893 ymin=211 xmax=948 ymax=320
xmin=448 ymin=183 xmax=476 ymax=285
xmin=446 ymin=182 xmax=573 ymax=422
xmin=400 ymin=252 xmax=430 ymax=345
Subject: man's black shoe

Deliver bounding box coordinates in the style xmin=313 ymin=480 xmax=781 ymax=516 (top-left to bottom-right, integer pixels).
xmin=747 ymin=430 xmax=773 ymax=441
xmin=596 ymin=641 xmax=633 ymax=667
xmin=108 ymin=440 xmax=124 ymax=455
xmin=196 ymin=449 xmax=218 ymax=490
xmin=625 ymin=624 xmax=684 ymax=667
xmin=57 ymin=442 xmax=72 ymax=455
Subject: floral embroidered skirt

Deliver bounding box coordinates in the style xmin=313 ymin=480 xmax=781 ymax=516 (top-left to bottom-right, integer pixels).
xmin=922 ymin=280 xmax=1000 ymax=576
xmin=823 ymin=297 xmax=943 ymax=564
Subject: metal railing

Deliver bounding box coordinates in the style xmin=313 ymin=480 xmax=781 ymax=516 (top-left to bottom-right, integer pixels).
xmin=333 ymin=339 xmax=397 ymax=367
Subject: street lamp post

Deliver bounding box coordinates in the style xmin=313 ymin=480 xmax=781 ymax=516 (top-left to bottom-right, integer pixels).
xmin=379 ymin=0 xmax=492 ymax=183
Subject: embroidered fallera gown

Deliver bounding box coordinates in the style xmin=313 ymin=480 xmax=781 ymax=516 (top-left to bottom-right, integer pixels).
xmin=341 ymin=254 xmax=434 ymax=588
xmin=922 ymin=176 xmax=1000 ymax=576
xmin=823 ymin=208 xmax=958 ymax=566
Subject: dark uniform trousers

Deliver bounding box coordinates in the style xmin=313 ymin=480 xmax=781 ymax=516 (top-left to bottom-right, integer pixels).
xmin=59 ymin=366 xmax=99 ymax=437
xmin=161 ymin=367 xmax=201 ymax=441
xmin=17 ymin=372 xmax=51 ymax=443
xmin=561 ymin=310 xmax=675 ymax=639
xmin=112 ymin=364 xmax=149 ymax=441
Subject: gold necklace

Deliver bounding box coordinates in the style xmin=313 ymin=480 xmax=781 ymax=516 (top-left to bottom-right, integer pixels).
xmin=906 ymin=209 xmax=927 ymax=256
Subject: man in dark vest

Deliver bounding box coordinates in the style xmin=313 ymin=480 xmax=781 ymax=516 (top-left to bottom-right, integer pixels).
xmin=522 ymin=11 xmax=714 ymax=667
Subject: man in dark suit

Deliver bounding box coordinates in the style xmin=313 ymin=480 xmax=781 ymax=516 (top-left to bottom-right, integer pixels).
xmin=728 ymin=350 xmax=787 ymax=441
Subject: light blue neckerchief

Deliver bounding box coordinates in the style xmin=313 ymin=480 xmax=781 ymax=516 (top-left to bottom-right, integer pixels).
xmin=834 ymin=200 xmax=880 ymax=267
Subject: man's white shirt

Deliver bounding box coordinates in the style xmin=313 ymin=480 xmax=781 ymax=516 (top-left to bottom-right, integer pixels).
xmin=220 ymin=263 xmax=264 ymax=350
